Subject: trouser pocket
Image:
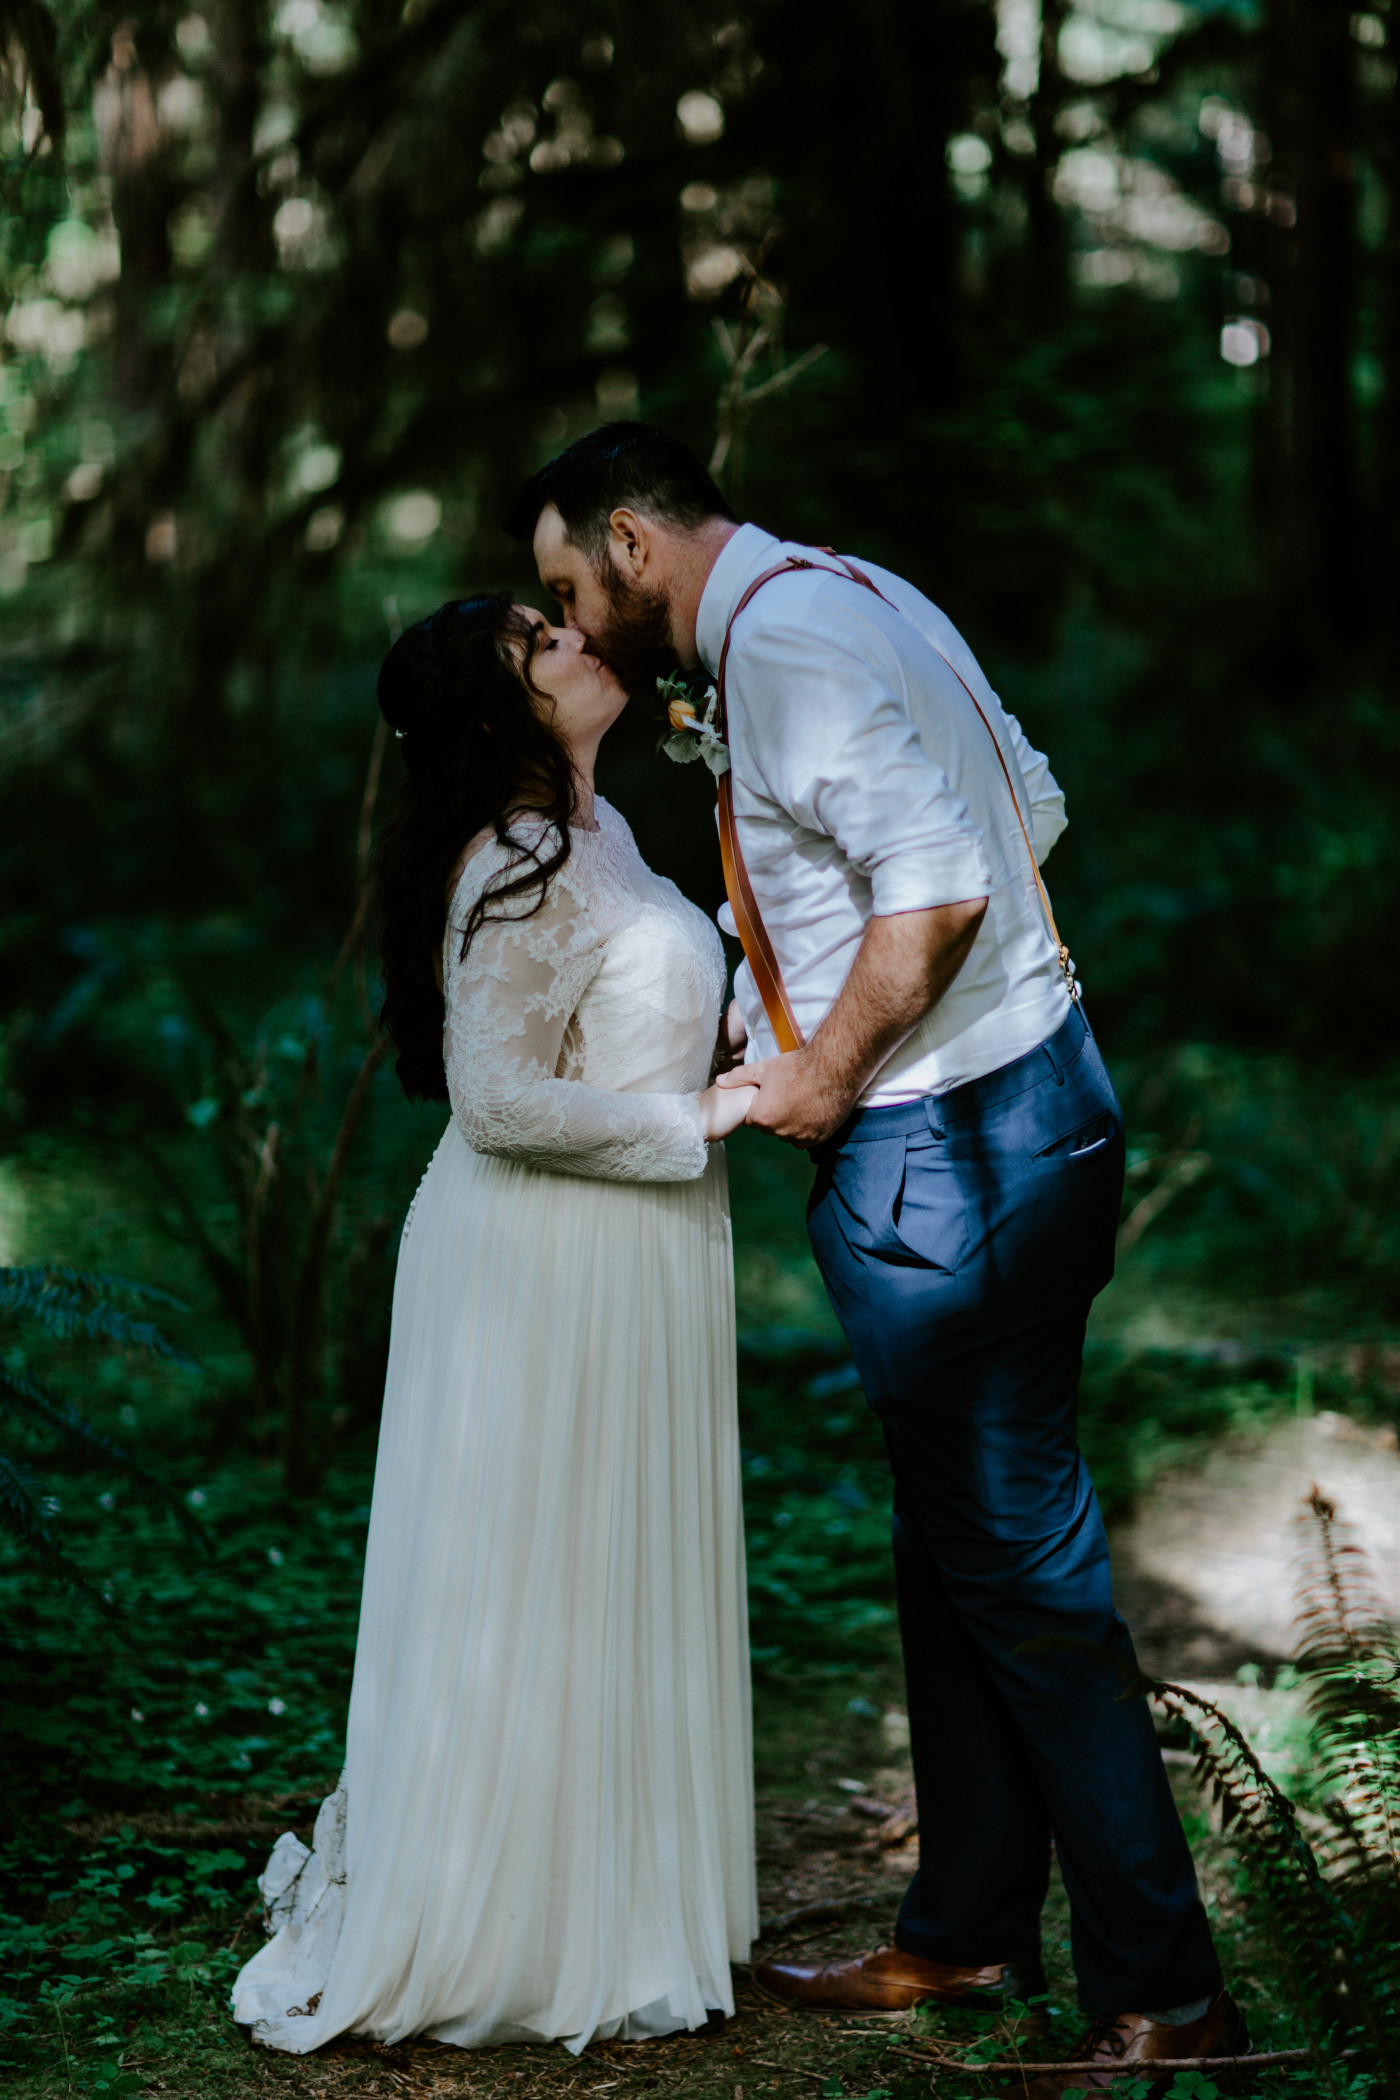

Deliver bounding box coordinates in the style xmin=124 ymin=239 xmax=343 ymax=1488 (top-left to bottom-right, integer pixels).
xmin=889 ymin=1136 xmax=969 ymax=1271
xmin=1034 ymin=1110 xmax=1117 ymax=1161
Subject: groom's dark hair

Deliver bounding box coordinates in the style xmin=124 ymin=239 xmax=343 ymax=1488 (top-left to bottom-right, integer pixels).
xmin=502 ymin=421 xmax=734 ymax=560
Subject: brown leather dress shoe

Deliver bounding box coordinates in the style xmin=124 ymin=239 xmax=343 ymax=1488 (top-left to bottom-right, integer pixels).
xmin=753 ymin=1945 xmax=1047 ymax=2017
xmin=994 ymin=1990 xmax=1252 ymax=2097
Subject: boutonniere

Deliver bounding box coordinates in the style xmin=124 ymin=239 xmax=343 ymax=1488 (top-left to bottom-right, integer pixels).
xmin=656 ymin=671 xmax=730 ymax=777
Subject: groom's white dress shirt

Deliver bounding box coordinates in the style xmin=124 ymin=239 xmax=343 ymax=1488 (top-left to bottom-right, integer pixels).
xmin=694 ymin=524 xmax=1072 ymax=1107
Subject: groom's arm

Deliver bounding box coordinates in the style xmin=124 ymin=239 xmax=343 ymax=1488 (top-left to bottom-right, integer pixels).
xmin=714 ymin=591 xmax=993 ymax=1145
xmin=715 ymin=899 xmax=987 ymax=1148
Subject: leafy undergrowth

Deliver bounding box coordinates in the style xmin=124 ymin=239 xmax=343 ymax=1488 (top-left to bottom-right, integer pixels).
xmin=0 ymin=1791 xmax=1364 ymax=2100
xmin=1 ymin=1312 xmax=1384 ymax=2096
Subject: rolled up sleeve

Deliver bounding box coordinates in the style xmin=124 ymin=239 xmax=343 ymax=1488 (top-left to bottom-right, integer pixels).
xmin=1003 ymin=708 xmax=1068 ymax=864
xmin=741 ymin=617 xmax=993 ymax=914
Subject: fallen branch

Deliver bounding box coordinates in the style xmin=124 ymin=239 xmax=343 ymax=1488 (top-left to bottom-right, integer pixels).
xmin=1115 ymin=1149 xmax=1209 ymax=1259
xmin=756 ymin=1891 xmax=884 ymax=1939
xmin=889 ymin=2044 xmax=1353 ymax=2074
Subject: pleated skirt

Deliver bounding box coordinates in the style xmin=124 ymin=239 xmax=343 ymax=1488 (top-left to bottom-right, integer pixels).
xmin=231 ymin=1124 xmax=756 ymax=2053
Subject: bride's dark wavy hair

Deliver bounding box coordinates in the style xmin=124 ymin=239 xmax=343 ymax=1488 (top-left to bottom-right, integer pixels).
xmin=375 ymin=593 xmax=576 ymax=1102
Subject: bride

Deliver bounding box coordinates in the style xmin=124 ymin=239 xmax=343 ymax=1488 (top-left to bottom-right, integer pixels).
xmin=232 ymin=593 xmax=758 ymax=2054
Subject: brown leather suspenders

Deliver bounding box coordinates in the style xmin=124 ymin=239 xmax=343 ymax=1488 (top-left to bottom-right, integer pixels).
xmin=713 ymin=560 xmax=818 ymax=1054
xmin=713 ymin=551 xmax=1076 ymax=1058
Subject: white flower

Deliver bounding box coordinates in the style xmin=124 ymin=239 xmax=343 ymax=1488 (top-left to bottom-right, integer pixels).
xmin=268 ymin=1697 xmax=287 ymax=1716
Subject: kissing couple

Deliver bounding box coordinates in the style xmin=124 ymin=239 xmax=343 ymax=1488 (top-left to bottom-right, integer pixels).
xmin=232 ymin=424 xmax=1248 ymax=2097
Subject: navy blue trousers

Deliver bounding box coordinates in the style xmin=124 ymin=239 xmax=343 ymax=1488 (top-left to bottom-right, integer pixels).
xmin=806 ymin=1004 xmax=1221 ymax=2013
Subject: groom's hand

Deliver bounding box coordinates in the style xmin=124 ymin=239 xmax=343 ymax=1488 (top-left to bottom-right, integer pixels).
xmin=714 ymin=902 xmax=988 ymax=1149
xmin=715 ymin=1048 xmax=854 ymax=1148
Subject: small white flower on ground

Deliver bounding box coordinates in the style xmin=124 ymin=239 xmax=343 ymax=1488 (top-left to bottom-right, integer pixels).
xmin=268 ymin=1697 xmax=287 ymax=1716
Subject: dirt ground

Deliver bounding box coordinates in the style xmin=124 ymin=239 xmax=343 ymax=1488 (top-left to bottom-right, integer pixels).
xmin=93 ymin=1747 xmax=1106 ymax=2100
xmin=191 ymin=1773 xmax=1011 ymax=2100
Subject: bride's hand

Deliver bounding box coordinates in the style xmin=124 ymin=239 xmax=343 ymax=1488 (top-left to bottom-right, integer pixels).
xmin=698 ymin=1081 xmax=758 ymax=1142
xmin=711 ymin=998 xmax=748 ymax=1079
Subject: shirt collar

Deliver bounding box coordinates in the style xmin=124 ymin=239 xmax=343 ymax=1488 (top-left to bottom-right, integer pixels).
xmin=694 ymin=522 xmax=781 ymax=679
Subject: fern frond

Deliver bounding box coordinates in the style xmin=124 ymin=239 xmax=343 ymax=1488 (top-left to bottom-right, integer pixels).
xmin=135 ymin=1144 xmax=254 ymax=1340
xmin=0 ymin=1362 xmax=210 ymax=1548
xmin=1293 ymin=1486 xmax=1399 ymax=1670
xmin=1148 ymin=1672 xmax=1383 ymax=2091
xmin=1016 ymin=1631 xmax=1380 ymax=2090
xmin=0 ymin=1452 xmax=113 ymax=1607
xmin=0 ymin=1265 xmax=195 ymax=1365
xmin=1291 ymin=1488 xmax=1400 ymax=1960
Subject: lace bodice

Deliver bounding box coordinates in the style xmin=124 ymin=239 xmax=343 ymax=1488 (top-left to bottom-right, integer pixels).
xmin=442 ymin=799 xmax=725 ymax=1182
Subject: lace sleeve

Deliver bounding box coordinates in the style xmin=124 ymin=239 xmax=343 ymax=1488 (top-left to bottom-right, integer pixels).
xmin=442 ymin=839 xmax=709 ymax=1183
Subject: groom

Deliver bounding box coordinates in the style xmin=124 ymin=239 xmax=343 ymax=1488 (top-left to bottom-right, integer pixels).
xmin=505 ymin=424 xmax=1246 ymax=2095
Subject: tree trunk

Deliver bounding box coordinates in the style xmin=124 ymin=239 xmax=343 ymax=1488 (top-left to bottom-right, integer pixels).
xmin=1263 ymin=0 xmax=1360 ymax=637
xmin=1381 ymin=28 xmax=1400 ymax=672
xmin=1026 ymin=0 xmax=1070 ymax=308
xmin=749 ymin=0 xmax=975 ymax=416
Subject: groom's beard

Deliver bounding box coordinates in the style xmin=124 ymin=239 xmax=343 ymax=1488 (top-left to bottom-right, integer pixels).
xmin=591 ymin=562 xmax=677 ymax=698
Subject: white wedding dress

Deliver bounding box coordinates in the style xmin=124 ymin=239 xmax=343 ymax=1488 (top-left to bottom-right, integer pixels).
xmin=231 ymin=799 xmax=757 ymax=2054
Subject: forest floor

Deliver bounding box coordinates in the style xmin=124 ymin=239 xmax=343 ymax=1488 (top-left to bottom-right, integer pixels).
xmin=7 ymin=1489 xmax=1326 ymax=2100
xmin=3 ymin=1770 xmax=1204 ymax=2100
xmin=7 ymin=1131 xmax=1392 ymax=2100
xmin=9 ymin=1750 xmax=1285 ymax=2100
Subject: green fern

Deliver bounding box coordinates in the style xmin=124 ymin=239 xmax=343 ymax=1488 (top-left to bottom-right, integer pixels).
xmin=0 ymin=1263 xmax=205 ymax=1604
xmin=0 ymin=1264 xmax=194 ymax=1360
xmin=1021 ymin=1625 xmax=1392 ymax=2093
xmin=1146 ymin=1671 xmax=1364 ymax=2093
xmin=1290 ymin=1488 xmax=1400 ymax=2072
xmin=1138 ymin=1489 xmax=1400 ymax=2093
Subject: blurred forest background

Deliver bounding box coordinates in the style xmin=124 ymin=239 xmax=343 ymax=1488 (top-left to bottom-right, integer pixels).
xmin=2 ymin=0 xmax=1400 ymax=2092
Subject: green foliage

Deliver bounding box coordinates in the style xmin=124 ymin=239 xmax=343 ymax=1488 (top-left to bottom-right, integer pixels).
xmin=0 ymin=1262 xmax=201 ymax=1597
xmin=2 ymin=0 xmax=1400 ymax=2089
xmin=1290 ymin=1492 xmax=1400 ymax=2064
xmin=1076 ymin=1343 xmax=1294 ymax=1521
xmin=0 ymin=1466 xmax=365 ymax=1821
xmin=1110 ymin=1046 xmax=1400 ymax=1322
xmin=1150 ymin=1671 xmax=1359 ymax=2089
xmin=737 ymin=1334 xmax=895 ymax=1667
xmin=1130 ymin=1493 xmax=1400 ymax=2093
xmin=143 ymin=975 xmax=393 ymax=1495
xmin=0 ymin=1458 xmax=364 ymax=2060
xmin=2 ymin=0 xmax=1399 ymax=1083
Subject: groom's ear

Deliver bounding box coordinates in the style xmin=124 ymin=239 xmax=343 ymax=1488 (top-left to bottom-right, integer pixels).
xmin=607 ymin=506 xmax=653 ymax=576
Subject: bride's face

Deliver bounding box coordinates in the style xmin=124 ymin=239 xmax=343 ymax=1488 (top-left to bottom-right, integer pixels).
xmin=512 ymin=608 xmax=627 ymax=749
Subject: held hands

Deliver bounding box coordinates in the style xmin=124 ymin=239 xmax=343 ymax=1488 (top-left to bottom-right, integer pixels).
xmin=710 ymin=904 xmax=990 ymax=1148
xmin=710 ymin=998 xmax=748 ymax=1079
xmin=698 ymin=1080 xmax=758 ymax=1143
xmin=700 ymin=999 xmax=756 ymax=1141
xmin=714 ymin=1047 xmax=855 ymax=1149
